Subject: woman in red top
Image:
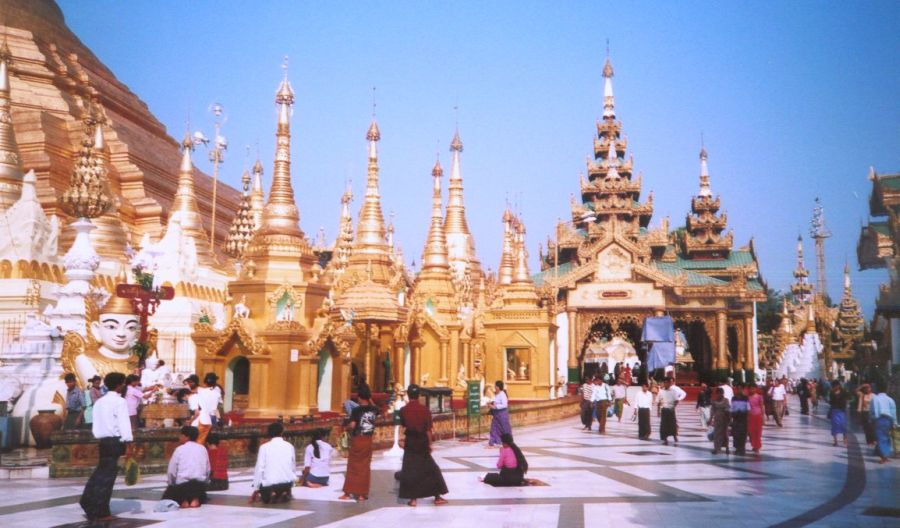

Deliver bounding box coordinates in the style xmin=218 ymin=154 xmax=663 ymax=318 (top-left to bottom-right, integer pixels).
xmin=747 ymin=385 xmax=765 ymax=454
xmin=206 ymin=433 xmax=229 ymax=491
xmin=481 ymin=433 xmax=528 ymax=486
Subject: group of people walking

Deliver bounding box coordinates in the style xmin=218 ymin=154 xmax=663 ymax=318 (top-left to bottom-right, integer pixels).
xmin=578 ymin=373 xmax=898 ymax=463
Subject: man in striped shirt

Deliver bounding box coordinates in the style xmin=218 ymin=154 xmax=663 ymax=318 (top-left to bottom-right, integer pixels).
xmin=580 ymin=377 xmax=594 ymax=430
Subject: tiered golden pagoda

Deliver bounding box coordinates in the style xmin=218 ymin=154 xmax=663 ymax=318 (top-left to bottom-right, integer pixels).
xmin=538 ymin=52 xmax=765 ymax=383
xmin=682 ymin=147 xmax=733 ymax=259
xmin=194 ymin=68 xmax=329 ymax=417
xmin=484 ymin=211 xmax=555 ymax=399
xmin=833 ymin=263 xmax=864 ymax=360
xmin=444 ymin=130 xmax=484 ymax=304
xmin=329 ymin=118 xmax=408 ymax=393
xmin=408 ymin=156 xmax=462 ymax=389
xmin=790 ymin=235 xmax=813 ymax=303
xmin=223 ymin=168 xmax=257 ymax=259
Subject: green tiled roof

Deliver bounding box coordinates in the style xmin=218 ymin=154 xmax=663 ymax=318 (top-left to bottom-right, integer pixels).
xmin=879 ymin=174 xmax=900 ymax=190
xmin=673 ymin=250 xmax=755 ymax=270
xmin=532 ymin=261 xmax=575 ymax=287
xmin=870 ymin=221 xmax=891 ymax=235
xmin=748 ymin=279 xmax=764 ymax=291
xmin=653 ymin=262 xmax=727 ymax=286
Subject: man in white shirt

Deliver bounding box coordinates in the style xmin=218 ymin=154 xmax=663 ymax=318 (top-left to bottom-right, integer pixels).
xmin=769 ymin=379 xmax=787 ymax=427
xmin=721 ymin=378 xmax=734 ymax=403
xmin=657 ymin=377 xmax=687 ymax=445
xmin=590 ymin=377 xmax=612 ymax=434
xmin=251 ymin=422 xmax=296 ymax=504
xmin=79 ymin=372 xmax=133 ymax=522
xmin=162 ymin=425 xmax=211 ymax=508
xmin=634 ymin=383 xmax=654 ymax=440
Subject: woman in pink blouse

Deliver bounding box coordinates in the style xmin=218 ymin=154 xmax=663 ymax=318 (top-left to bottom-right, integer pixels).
xmin=480 ymin=433 xmax=528 ymax=486
xmin=747 ymin=385 xmax=765 ymax=454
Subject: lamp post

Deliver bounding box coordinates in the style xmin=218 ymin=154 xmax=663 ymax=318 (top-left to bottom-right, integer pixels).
xmin=194 ymin=103 xmax=227 ymax=248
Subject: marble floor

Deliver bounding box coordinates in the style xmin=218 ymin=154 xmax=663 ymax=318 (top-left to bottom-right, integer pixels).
xmin=0 ymin=401 xmax=897 ymax=527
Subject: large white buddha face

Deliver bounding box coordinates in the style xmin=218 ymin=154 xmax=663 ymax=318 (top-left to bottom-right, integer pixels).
xmin=91 ymin=314 xmax=140 ymax=355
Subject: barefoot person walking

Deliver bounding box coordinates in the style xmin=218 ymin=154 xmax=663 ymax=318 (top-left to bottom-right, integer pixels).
xmin=340 ymin=387 xmax=378 ymax=502
xmin=398 ymin=384 xmax=449 ymax=506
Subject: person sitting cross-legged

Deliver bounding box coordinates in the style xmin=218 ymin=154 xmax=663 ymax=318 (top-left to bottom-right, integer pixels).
xmin=162 ymin=425 xmax=210 ymax=508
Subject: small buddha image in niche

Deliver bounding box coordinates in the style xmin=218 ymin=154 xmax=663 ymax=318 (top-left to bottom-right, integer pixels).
xmin=505 ymin=348 xmax=530 ymax=381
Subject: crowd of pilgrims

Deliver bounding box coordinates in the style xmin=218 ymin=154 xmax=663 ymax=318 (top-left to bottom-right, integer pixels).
xmin=72 ymin=368 xmax=533 ymax=522
xmin=578 ymin=367 xmax=898 ymax=461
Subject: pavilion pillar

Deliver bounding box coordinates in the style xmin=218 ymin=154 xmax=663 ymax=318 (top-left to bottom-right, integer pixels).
xmin=394 ymin=342 xmax=404 ymax=389
xmin=716 ymin=311 xmax=727 ymax=380
xmin=567 ymin=307 xmax=578 ymax=382
xmin=439 ymin=339 xmax=449 ymax=385
xmin=744 ymin=316 xmax=755 ymax=371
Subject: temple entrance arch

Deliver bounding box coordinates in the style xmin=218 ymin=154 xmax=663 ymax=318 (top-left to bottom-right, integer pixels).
xmin=225 ymin=355 xmax=249 ymax=413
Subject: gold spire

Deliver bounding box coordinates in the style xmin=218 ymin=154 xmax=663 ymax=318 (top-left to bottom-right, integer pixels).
xmin=223 ymin=167 xmax=255 ymax=259
xmin=331 ymin=182 xmax=354 ymax=273
xmin=602 ymin=50 xmax=616 ymax=120
xmin=250 ymin=158 xmax=265 ymax=230
xmin=59 ymin=102 xmax=113 ymax=219
xmin=0 ymin=37 xmax=24 ymax=209
xmin=353 ymin=118 xmax=390 ymax=257
xmin=420 ymin=156 xmax=451 ymax=273
xmin=698 ymin=144 xmax=711 ymax=197
xmin=444 ymin=127 xmax=482 ymax=286
xmin=498 ymin=208 xmax=515 ymax=285
xmin=258 ymin=66 xmax=303 ymax=238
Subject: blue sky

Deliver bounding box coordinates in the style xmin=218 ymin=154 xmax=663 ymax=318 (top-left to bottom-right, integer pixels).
xmin=58 ymin=1 xmax=900 ymax=316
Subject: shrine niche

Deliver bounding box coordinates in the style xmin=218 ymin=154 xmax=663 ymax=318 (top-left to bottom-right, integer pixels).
xmin=267 ymin=282 xmax=302 ymax=324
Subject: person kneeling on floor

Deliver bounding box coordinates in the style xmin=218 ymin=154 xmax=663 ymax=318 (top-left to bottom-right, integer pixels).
xmin=250 ymin=421 xmax=296 ymax=504
xmin=162 ymin=425 xmax=210 ymax=508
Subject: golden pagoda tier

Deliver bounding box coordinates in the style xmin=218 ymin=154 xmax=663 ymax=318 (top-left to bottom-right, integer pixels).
xmin=682 ymin=147 xmax=733 ymax=259
xmin=193 ymin=69 xmax=330 ymax=418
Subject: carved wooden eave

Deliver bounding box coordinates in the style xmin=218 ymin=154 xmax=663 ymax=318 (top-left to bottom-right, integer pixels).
xmin=198 ymin=317 xmax=269 ymax=358
xmin=410 ymin=310 xmax=452 ymax=341
xmin=631 ymin=262 xmax=685 ymax=288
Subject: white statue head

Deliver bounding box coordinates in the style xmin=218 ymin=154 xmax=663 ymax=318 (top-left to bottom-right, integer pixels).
xmin=91 ymin=313 xmax=140 ymax=354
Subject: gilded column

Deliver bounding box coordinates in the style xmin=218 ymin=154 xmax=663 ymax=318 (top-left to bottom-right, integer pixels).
xmin=744 ymin=317 xmax=755 ymax=371
xmin=567 ymin=307 xmax=578 ymax=381
xmin=439 ymin=340 xmax=449 ymax=385
xmin=450 ymin=328 xmax=460 ymax=388
xmin=716 ymin=311 xmax=727 ymax=372
xmin=394 ymin=343 xmax=405 ymax=388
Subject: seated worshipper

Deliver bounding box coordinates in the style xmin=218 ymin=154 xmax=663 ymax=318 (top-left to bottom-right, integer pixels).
xmin=300 ymin=429 xmax=333 ymax=487
xmin=398 ymin=384 xmax=449 ymax=506
xmin=481 ymin=433 xmax=529 ymax=487
xmin=162 ymin=426 xmax=210 ymax=508
xmin=206 ymin=433 xmax=230 ymax=491
xmin=251 ymin=422 xmax=296 ymax=504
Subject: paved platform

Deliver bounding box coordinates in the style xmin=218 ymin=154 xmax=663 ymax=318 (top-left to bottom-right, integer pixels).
xmin=0 ymin=401 xmax=896 ymax=527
